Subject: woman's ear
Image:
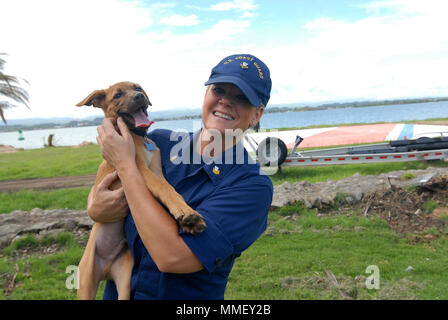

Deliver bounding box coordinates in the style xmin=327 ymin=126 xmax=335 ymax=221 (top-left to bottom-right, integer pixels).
xmin=252 ymin=106 xmax=264 ymax=126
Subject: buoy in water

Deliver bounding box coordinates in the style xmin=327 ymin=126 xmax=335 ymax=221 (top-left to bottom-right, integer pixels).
xmin=18 ymin=129 xmax=25 ymax=141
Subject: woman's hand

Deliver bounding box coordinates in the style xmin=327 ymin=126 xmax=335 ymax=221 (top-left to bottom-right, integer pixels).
xmin=87 ymin=171 xmax=129 ymax=223
xmin=96 ymin=117 xmax=135 ymax=173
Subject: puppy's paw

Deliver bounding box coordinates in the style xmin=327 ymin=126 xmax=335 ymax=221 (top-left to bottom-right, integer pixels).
xmin=176 ymin=210 xmax=207 ymax=235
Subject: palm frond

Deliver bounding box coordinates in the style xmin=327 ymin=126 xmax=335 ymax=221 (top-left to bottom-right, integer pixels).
xmin=0 ymin=101 xmax=15 ymax=125
xmin=0 ymin=53 xmax=7 ymax=71
xmin=0 ymin=84 xmax=30 ymax=109
xmin=0 ymin=74 xmax=21 ymax=87
xmin=0 ymin=53 xmax=31 ymax=124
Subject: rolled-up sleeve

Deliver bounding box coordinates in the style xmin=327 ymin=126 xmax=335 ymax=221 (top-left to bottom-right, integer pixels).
xmin=180 ymin=177 xmax=273 ymax=273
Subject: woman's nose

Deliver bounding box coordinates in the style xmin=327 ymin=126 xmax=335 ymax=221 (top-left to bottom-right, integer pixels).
xmin=217 ymin=93 xmax=235 ymax=107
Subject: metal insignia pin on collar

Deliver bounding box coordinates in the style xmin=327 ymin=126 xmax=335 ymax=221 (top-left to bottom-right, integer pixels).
xmin=212 ymin=166 xmax=220 ymax=175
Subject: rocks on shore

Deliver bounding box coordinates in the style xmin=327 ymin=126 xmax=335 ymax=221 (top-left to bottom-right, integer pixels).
xmin=271 ymin=167 xmax=448 ymax=210
xmin=0 ymin=208 xmax=93 ymax=249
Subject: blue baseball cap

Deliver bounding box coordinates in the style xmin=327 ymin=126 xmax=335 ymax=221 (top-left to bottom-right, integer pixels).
xmin=204 ymin=54 xmax=272 ymax=108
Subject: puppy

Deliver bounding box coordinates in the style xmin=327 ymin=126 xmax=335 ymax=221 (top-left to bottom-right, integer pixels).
xmin=76 ymin=81 xmax=206 ymax=300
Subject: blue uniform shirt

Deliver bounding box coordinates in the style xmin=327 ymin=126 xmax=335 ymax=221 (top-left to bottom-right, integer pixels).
xmin=103 ymin=129 xmax=273 ymax=300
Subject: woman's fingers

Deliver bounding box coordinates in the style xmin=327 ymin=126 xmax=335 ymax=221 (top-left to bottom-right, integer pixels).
xmin=117 ymin=117 xmax=131 ymax=139
xmin=97 ymin=171 xmax=119 ymax=190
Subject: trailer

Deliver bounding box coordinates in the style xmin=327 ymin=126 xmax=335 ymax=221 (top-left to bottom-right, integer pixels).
xmin=246 ymin=134 xmax=448 ymax=167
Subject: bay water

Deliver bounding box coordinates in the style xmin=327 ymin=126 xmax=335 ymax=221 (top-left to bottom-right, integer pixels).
xmin=1 ymin=101 xmax=447 ymax=149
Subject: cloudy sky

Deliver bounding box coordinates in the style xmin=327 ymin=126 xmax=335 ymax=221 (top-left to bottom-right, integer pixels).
xmin=2 ymin=0 xmax=448 ymax=120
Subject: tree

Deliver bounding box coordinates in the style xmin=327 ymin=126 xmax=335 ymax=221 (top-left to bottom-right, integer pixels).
xmin=0 ymin=53 xmax=30 ymax=124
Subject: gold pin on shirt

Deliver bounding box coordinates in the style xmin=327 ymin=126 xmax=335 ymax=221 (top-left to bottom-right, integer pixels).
xmin=212 ymin=166 xmax=220 ymax=175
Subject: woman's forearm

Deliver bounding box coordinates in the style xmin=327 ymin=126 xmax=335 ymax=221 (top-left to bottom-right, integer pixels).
xmin=117 ymin=162 xmax=203 ymax=273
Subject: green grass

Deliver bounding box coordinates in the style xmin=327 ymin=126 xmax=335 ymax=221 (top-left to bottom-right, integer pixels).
xmin=2 ymin=157 xmax=446 ymax=215
xmin=1 ymin=161 xmax=446 ymax=214
xmin=1 ymin=204 xmax=447 ymax=300
xmin=0 ymin=187 xmax=90 ymax=214
xmin=0 ymin=144 xmax=102 ymax=181
xmin=0 ymin=232 xmax=105 ymax=300
xmin=1 ymin=134 xmax=448 ymax=299
xmin=269 ymin=160 xmax=448 ymax=186
xmin=422 ymin=200 xmax=438 ymax=215
xmin=225 ymin=204 xmax=448 ymax=300
xmin=400 ymin=172 xmax=415 ymax=180
xmin=2 ymin=117 xmax=448 ymax=182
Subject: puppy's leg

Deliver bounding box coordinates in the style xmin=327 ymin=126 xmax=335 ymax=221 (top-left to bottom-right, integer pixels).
xmin=92 ymin=160 xmax=114 ymax=194
xmin=78 ymin=161 xmax=128 ymax=300
xmin=78 ymin=224 xmax=101 ymax=300
xmin=136 ymin=148 xmax=206 ymax=234
xmin=110 ymin=247 xmax=133 ymax=300
xmin=78 ymin=164 xmax=109 ymax=300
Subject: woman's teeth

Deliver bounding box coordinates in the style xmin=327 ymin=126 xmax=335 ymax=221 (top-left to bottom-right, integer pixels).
xmin=213 ymin=111 xmax=234 ymax=120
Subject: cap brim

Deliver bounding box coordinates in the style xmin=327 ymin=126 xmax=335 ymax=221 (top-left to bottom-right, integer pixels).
xmin=204 ymin=75 xmax=261 ymax=108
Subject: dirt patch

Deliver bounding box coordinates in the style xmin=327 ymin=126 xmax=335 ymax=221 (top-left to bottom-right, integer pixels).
xmin=0 ymin=175 xmax=96 ymax=192
xmin=73 ymin=141 xmax=95 ymax=148
xmin=430 ymin=207 xmax=448 ymax=219
xmin=360 ymin=175 xmax=448 ymax=234
xmin=0 ymin=144 xmax=21 ymax=154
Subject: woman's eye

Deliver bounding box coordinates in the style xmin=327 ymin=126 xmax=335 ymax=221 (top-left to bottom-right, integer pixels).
xmin=236 ymin=95 xmax=250 ymax=104
xmin=213 ymin=87 xmax=226 ymax=96
xmin=114 ymin=92 xmax=123 ymax=99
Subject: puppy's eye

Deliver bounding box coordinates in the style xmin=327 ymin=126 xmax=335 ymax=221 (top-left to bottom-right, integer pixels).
xmin=135 ymin=87 xmax=143 ymax=92
xmin=114 ymin=92 xmax=123 ymax=99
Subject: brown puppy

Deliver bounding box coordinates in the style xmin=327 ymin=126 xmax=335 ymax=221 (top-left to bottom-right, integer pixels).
xmin=76 ymin=81 xmax=206 ymax=300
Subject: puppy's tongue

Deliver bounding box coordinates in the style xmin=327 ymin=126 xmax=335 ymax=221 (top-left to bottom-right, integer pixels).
xmin=130 ymin=108 xmax=151 ymax=128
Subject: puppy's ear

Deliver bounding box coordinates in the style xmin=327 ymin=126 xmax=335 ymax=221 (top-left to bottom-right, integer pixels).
xmin=76 ymin=89 xmax=106 ymax=108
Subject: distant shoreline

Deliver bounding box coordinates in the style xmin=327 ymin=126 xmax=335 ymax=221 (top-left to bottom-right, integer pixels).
xmin=1 ymin=97 xmax=447 ymax=132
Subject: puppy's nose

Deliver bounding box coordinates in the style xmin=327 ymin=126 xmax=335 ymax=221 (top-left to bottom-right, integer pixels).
xmin=134 ymin=93 xmax=145 ymax=101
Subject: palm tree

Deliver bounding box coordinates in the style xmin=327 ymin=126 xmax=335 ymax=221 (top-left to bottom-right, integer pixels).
xmin=0 ymin=53 xmax=30 ymax=124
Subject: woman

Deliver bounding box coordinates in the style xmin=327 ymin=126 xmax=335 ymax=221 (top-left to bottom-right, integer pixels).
xmin=90 ymin=54 xmax=273 ymax=299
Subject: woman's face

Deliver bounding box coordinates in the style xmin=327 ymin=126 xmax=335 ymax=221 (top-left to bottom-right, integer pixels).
xmin=201 ymin=83 xmax=264 ymax=135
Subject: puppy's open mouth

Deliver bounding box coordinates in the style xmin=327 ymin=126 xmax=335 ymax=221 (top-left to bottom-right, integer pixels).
xmin=120 ymin=107 xmax=151 ymax=129
xmin=130 ymin=108 xmax=151 ymax=128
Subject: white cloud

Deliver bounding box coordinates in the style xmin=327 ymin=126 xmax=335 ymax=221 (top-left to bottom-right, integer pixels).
xmin=2 ymin=0 xmax=448 ymax=120
xmin=240 ymin=11 xmax=255 ymax=18
xmin=160 ymin=14 xmax=199 ymax=27
xmin=265 ymin=0 xmax=448 ymax=105
xmin=0 ymin=0 xmax=254 ymax=120
xmin=150 ymin=2 xmax=177 ymax=9
xmin=1 ymin=0 xmax=156 ymax=119
xmin=304 ymin=18 xmax=347 ymax=31
xmin=210 ymin=1 xmax=238 ymax=11
xmin=357 ymin=0 xmax=445 ymax=15
xmin=209 ymin=0 xmax=256 ymax=16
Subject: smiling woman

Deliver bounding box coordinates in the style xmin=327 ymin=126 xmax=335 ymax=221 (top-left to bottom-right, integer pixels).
xmin=87 ymin=53 xmax=274 ymax=300
xmin=202 ymin=83 xmax=264 ymax=134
